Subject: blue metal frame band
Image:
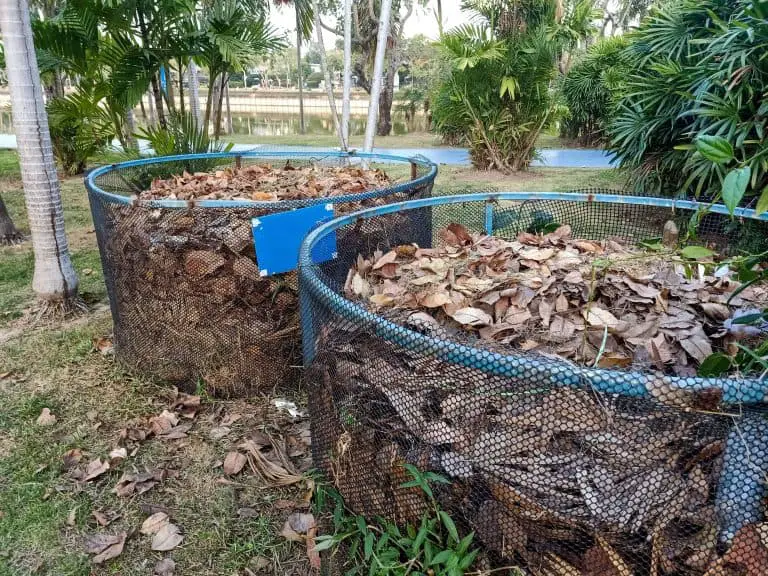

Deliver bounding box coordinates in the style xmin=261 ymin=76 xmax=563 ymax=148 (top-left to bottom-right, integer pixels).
xmin=85 ymin=151 xmax=438 ymax=209
xmin=299 ymin=192 xmax=768 ymax=402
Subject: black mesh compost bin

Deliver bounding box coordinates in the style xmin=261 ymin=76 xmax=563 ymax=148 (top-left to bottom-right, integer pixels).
xmin=299 ymin=191 xmax=768 ymax=574
xmin=85 ymin=150 xmax=436 ymax=396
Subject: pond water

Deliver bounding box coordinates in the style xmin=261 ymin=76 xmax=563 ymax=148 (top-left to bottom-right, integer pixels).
xmin=0 ymin=110 xmax=426 ymax=137
xmin=226 ymin=113 xmax=427 ymax=136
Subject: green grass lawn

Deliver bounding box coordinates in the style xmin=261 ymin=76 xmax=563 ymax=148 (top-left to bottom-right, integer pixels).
xmin=0 ymin=145 xmax=625 ymax=575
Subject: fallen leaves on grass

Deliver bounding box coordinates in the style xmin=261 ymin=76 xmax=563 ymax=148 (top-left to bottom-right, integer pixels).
xmin=280 ymin=512 xmax=316 ymax=542
xmin=92 ymin=336 xmax=114 ymax=355
xmin=140 ymin=512 xmax=170 ymax=535
xmin=240 ymin=435 xmax=303 ymax=486
xmin=62 ymin=448 xmax=82 ymax=470
xmin=114 ymin=469 xmax=166 ymax=497
xmin=36 ymin=408 xmax=57 ymax=426
xmin=84 ymin=532 xmax=126 ymax=564
xmin=223 ymin=451 xmax=247 ymax=475
xmin=154 ymin=558 xmax=176 ymax=576
xmin=151 ymin=523 xmax=184 ymax=551
xmin=82 ymin=458 xmax=110 ymax=482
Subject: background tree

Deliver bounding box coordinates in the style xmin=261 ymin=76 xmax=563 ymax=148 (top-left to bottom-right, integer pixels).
xmin=560 ymin=36 xmax=630 ymax=146
xmin=431 ymin=0 xmax=563 ymax=172
xmin=0 ymin=193 xmax=23 ymax=245
xmin=607 ymin=0 xmax=768 ymax=214
xmin=0 ymin=0 xmax=79 ymax=307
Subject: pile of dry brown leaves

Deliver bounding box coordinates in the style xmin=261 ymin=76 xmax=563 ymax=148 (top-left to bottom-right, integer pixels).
xmin=346 ymin=222 xmax=768 ymax=376
xmin=142 ymin=164 xmax=391 ymax=202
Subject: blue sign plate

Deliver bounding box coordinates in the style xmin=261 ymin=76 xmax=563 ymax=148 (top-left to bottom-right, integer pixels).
xmin=252 ymin=203 xmax=336 ymax=276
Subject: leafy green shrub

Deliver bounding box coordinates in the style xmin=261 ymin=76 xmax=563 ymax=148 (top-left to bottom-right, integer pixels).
xmin=607 ymin=0 xmax=768 ymax=212
xmin=47 ymin=90 xmax=115 ymax=175
xmin=560 ymin=36 xmax=631 ymax=146
xmin=138 ymin=111 xmax=233 ymax=157
xmin=315 ymin=465 xmax=482 ymax=576
xmin=431 ymin=1 xmax=561 ymax=173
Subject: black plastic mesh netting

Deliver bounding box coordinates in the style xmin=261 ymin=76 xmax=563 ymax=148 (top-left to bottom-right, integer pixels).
xmin=85 ymin=150 xmax=436 ymax=396
xmin=299 ymin=191 xmax=768 ymax=575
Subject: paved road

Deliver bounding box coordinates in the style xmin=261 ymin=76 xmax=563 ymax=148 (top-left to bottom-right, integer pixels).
xmin=0 ymin=134 xmax=617 ymax=168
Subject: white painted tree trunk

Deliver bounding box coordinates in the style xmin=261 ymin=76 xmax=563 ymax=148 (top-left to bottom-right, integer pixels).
xmin=363 ymin=0 xmax=392 ymax=153
xmin=0 ymin=0 xmax=78 ymax=301
xmin=312 ymin=0 xmax=345 ymax=149
xmin=188 ymin=59 xmax=201 ymax=123
xmin=341 ymin=0 xmax=353 ymax=148
xmin=147 ymin=90 xmax=157 ymax=126
xmin=124 ymin=108 xmax=138 ymax=150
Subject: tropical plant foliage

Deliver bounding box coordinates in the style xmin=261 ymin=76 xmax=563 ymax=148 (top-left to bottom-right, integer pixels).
xmin=560 ymin=36 xmax=631 ymax=146
xmin=431 ymin=0 xmax=592 ymax=172
xmin=26 ymin=0 xmax=285 ymax=172
xmin=607 ymin=0 xmax=768 ymax=213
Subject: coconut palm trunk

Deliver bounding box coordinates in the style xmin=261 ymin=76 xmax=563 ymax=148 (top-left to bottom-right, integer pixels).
xmin=0 ymin=193 xmax=23 ymax=244
xmin=341 ymin=0 xmax=352 ymax=148
xmin=296 ymin=9 xmax=305 ymax=134
xmin=188 ymin=59 xmax=202 ymax=123
xmin=0 ymin=0 xmax=78 ymax=304
xmin=362 ymin=0 xmax=393 ymax=152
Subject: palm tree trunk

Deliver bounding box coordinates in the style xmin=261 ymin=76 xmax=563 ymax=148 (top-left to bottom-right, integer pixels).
xmin=296 ymin=11 xmax=305 ymax=134
xmin=0 ymin=193 xmax=23 ymax=244
xmin=341 ymin=0 xmax=353 ymax=148
xmin=188 ymin=59 xmax=201 ymax=123
xmin=204 ymin=72 xmax=217 ymax=131
xmin=214 ymin=74 xmax=227 ymax=138
xmin=0 ymin=0 xmax=78 ymax=302
xmin=312 ymin=0 xmax=345 ymax=148
xmin=225 ymin=82 xmax=232 ymax=135
xmin=436 ymin=0 xmax=443 ymax=36
xmin=147 ymin=91 xmax=156 ymax=126
xmin=166 ymin=65 xmax=175 ymax=112
xmin=363 ymin=0 xmax=393 ymax=152
xmin=178 ymin=61 xmax=185 ymax=117
xmin=124 ymin=108 xmax=138 ymax=151
xmin=150 ymin=73 xmax=166 ymax=128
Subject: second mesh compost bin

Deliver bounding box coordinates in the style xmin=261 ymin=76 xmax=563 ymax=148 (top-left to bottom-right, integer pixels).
xmin=86 ymin=150 xmax=436 ymax=395
xmin=299 ymin=191 xmax=768 ymax=574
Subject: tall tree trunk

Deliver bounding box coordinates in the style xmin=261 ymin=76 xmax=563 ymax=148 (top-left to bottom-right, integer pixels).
xmin=312 ymin=0 xmax=345 ymax=148
xmin=188 ymin=59 xmax=201 ymax=123
xmin=0 ymin=0 xmax=78 ymax=302
xmin=214 ymin=74 xmax=227 ymax=138
xmin=139 ymin=98 xmax=147 ymax=121
xmin=0 ymin=193 xmax=23 ymax=244
xmin=341 ymin=0 xmax=353 ymax=148
xmin=363 ymin=0 xmax=393 ymax=152
xmin=296 ymin=11 xmax=305 ymax=134
xmin=147 ymin=90 xmax=157 ymax=126
xmin=376 ymin=45 xmax=397 ymax=137
xmin=124 ymin=108 xmax=138 ymax=151
xmin=225 ymin=82 xmax=232 ymax=135
xmin=436 ymin=0 xmax=443 ymax=36
xmin=178 ymin=61 xmax=185 ymax=117
xmin=150 ymin=73 xmax=166 ymax=128
xmin=204 ymin=72 xmax=217 ymax=131
xmin=165 ymin=65 xmax=175 ymax=112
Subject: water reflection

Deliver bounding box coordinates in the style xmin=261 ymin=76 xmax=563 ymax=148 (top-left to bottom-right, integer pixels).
xmin=228 ymin=113 xmax=427 ymax=136
xmin=0 ymin=110 xmax=427 ymax=137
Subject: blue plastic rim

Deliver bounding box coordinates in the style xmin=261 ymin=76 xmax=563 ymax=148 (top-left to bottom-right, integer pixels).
xmin=84 ymin=150 xmax=437 ymax=209
xmin=299 ymin=191 xmax=768 ymax=404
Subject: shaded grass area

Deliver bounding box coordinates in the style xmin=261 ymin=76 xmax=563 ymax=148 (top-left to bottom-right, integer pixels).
xmin=0 ymin=316 xmax=311 ymax=576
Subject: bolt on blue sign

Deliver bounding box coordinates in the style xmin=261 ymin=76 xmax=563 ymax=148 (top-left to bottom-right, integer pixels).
xmin=252 ymin=203 xmax=336 ymax=276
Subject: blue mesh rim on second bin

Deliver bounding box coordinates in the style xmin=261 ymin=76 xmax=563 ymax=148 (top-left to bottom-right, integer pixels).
xmin=299 ymin=191 xmax=768 ymax=405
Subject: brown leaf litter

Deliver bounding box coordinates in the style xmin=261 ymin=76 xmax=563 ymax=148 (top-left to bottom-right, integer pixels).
xmin=142 ymin=163 xmax=390 ymax=202
xmin=347 ymin=223 xmax=768 ymax=378
xmin=307 ymin=223 xmax=768 ymax=575
xmin=104 ymin=163 xmax=399 ymax=397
